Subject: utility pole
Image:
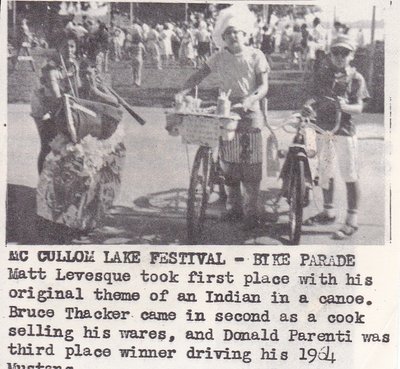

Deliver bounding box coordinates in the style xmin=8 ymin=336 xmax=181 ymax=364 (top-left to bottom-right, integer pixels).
xmin=130 ymin=2 xmax=134 ymax=24
xmin=367 ymin=5 xmax=376 ymax=90
xmin=13 ymin=0 xmax=17 ymax=39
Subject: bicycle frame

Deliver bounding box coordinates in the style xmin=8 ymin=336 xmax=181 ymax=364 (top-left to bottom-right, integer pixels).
xmin=274 ymin=112 xmax=337 ymax=200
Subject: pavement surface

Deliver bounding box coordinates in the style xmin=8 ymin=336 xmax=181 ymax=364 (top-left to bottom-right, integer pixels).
xmin=7 ymin=104 xmax=386 ymax=245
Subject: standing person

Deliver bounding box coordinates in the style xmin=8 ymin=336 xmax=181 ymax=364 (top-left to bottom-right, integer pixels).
xmin=159 ymin=23 xmax=174 ymax=67
xmin=260 ymin=25 xmax=275 ymax=67
xmin=308 ymin=17 xmax=327 ymax=72
xmin=176 ymin=4 xmax=270 ymax=230
xmin=179 ymin=23 xmax=196 ymax=67
xmin=196 ymin=20 xmax=211 ymax=65
xmin=33 ymin=35 xmax=126 ymax=238
xmin=130 ymin=33 xmax=146 ymax=87
xmin=112 ymin=27 xmax=125 ymax=61
xmin=146 ymin=25 xmax=162 ymax=69
xmin=31 ymin=33 xmax=81 ymax=173
xmin=302 ymin=35 xmax=370 ymax=239
xmin=171 ymin=23 xmax=183 ymax=62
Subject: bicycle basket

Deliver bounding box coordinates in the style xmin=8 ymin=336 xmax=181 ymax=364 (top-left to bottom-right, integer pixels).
xmin=166 ymin=112 xmax=239 ymax=147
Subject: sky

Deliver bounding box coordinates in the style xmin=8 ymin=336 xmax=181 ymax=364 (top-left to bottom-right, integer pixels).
xmin=318 ymin=0 xmax=385 ymax=24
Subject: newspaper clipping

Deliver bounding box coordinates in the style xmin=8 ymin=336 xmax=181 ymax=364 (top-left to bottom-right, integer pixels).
xmin=1 ymin=0 xmax=399 ymax=369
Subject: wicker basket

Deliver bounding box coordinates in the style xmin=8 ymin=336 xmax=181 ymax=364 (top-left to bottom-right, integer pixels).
xmin=165 ymin=111 xmax=239 ymax=147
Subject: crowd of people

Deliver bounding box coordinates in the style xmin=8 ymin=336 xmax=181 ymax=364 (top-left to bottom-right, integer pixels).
xmin=14 ymin=6 xmax=367 ymax=79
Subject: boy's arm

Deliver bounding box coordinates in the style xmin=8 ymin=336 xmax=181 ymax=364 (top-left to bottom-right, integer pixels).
xmin=175 ymin=64 xmax=211 ymax=100
xmin=242 ymin=71 xmax=269 ymax=111
xmin=339 ymin=97 xmax=363 ymax=115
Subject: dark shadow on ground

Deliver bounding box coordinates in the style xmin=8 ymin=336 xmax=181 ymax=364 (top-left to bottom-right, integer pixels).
xmin=7 ymin=184 xmax=291 ymax=245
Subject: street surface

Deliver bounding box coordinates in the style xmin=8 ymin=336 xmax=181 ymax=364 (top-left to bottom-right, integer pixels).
xmin=7 ymin=104 xmax=386 ymax=245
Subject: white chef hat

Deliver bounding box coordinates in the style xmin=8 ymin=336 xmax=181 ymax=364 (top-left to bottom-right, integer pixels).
xmin=212 ymin=4 xmax=257 ymax=49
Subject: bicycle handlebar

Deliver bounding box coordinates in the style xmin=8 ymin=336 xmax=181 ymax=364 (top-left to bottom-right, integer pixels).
xmin=272 ymin=113 xmax=333 ymax=136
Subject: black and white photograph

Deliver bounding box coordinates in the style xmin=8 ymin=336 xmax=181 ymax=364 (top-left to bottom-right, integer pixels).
xmin=6 ymin=1 xmax=386 ymax=245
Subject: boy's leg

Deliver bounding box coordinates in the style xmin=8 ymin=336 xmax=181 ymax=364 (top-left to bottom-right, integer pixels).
xmin=242 ymin=162 xmax=262 ymax=230
xmin=333 ymin=135 xmax=360 ymax=238
xmin=345 ymin=181 xmax=360 ymax=226
xmin=220 ymin=161 xmax=243 ymax=220
xmin=242 ymin=180 xmax=260 ymax=229
xmin=304 ymin=135 xmax=336 ymax=225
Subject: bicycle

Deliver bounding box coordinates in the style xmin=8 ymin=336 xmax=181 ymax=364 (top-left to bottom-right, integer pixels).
xmin=165 ymin=107 xmax=240 ymax=244
xmin=272 ymin=96 xmax=341 ymax=245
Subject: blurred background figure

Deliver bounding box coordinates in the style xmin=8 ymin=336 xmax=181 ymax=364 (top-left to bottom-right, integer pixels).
xmin=130 ymin=33 xmax=146 ymax=86
xmin=179 ymin=23 xmax=196 ymax=67
xmin=146 ymin=24 xmax=162 ymax=69
xmin=196 ymin=20 xmax=211 ymax=66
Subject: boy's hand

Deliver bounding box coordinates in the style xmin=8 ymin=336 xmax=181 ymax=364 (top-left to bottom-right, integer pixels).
xmin=301 ymin=104 xmax=315 ymax=118
xmin=242 ymin=95 xmax=256 ymax=112
xmin=337 ymin=96 xmax=347 ymax=111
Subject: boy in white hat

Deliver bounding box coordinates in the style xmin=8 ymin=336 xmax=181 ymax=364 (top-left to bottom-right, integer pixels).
xmin=176 ymin=4 xmax=270 ymax=230
xmin=302 ymin=35 xmax=370 ymax=239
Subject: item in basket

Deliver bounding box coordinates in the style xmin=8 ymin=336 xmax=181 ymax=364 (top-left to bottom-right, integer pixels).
xmin=216 ymin=98 xmax=231 ymax=116
xmin=216 ymin=90 xmax=231 ymax=116
xmin=183 ymin=95 xmax=202 ymax=112
xmin=165 ymin=112 xmax=183 ymax=136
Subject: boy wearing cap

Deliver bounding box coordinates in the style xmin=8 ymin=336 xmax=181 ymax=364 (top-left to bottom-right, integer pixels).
xmin=303 ymin=35 xmax=370 ymax=239
xmin=176 ymin=5 xmax=270 ymax=230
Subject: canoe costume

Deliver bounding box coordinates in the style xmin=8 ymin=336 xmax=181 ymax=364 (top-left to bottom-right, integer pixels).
xmin=32 ymin=60 xmax=125 ymax=232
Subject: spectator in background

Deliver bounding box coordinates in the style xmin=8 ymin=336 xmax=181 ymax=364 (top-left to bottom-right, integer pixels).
xmin=260 ymin=25 xmax=274 ymax=67
xmin=130 ymin=33 xmax=146 ymax=87
xmin=300 ymin=23 xmax=310 ymax=71
xmin=280 ymin=24 xmax=293 ymax=56
xmin=146 ymin=24 xmax=162 ymax=69
xmin=356 ymin=28 xmax=365 ymax=49
xmin=196 ymin=20 xmax=211 ymax=65
xmin=171 ymin=23 xmax=183 ymax=61
xmin=112 ymin=27 xmax=125 ymax=61
xmin=159 ymin=23 xmax=174 ymax=67
xmin=291 ymin=25 xmax=304 ymax=69
xmin=18 ymin=18 xmax=33 ymax=47
xmin=332 ymin=21 xmax=344 ymax=40
xmin=308 ymin=17 xmax=327 ymax=72
xmin=179 ymin=23 xmax=196 ymax=67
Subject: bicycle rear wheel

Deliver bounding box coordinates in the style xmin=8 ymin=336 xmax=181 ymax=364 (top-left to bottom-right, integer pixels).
xmin=288 ymin=160 xmax=305 ymax=245
xmin=187 ymin=146 xmax=211 ymax=244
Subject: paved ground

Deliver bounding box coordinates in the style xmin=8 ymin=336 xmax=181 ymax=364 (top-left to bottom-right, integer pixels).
xmin=7 ymin=104 xmax=386 ymax=245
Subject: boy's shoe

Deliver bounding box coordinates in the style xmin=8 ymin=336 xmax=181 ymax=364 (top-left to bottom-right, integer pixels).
xmin=332 ymin=224 xmax=358 ymax=240
xmin=221 ymin=209 xmax=244 ymax=222
xmin=303 ymin=212 xmax=336 ymax=226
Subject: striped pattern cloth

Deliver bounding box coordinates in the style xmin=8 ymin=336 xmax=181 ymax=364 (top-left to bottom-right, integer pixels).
xmin=221 ymin=129 xmax=263 ymax=164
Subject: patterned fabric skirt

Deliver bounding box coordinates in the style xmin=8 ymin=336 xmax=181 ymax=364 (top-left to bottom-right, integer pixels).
xmin=220 ymin=128 xmax=263 ymax=164
xmin=36 ymin=125 xmax=126 ymax=231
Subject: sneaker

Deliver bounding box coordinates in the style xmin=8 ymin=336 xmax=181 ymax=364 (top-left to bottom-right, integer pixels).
xmin=303 ymin=212 xmax=336 ymax=226
xmin=221 ymin=209 xmax=244 ymax=222
xmin=332 ymin=224 xmax=358 ymax=240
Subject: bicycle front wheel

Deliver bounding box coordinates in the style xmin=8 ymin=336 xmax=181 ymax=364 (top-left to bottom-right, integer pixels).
xmin=288 ymin=160 xmax=305 ymax=245
xmin=187 ymin=146 xmax=211 ymax=244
